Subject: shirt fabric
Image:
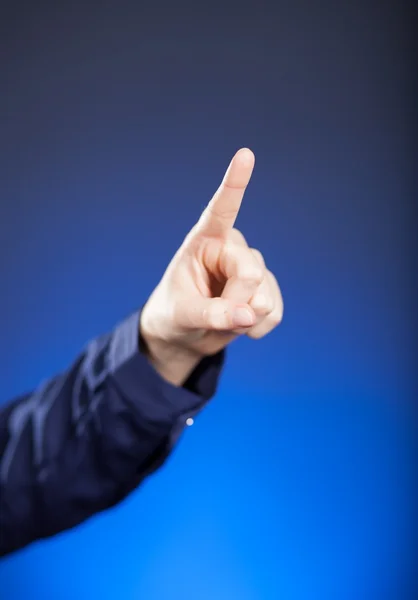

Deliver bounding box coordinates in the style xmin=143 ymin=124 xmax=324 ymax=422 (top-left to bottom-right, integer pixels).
xmin=0 ymin=310 xmax=225 ymax=557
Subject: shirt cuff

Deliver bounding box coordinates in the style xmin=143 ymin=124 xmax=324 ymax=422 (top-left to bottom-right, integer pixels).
xmin=106 ymin=310 xmax=225 ymax=426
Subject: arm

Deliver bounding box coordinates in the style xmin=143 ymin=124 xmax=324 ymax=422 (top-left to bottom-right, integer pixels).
xmin=0 ymin=147 xmax=283 ymax=557
xmin=0 ymin=310 xmax=224 ymax=557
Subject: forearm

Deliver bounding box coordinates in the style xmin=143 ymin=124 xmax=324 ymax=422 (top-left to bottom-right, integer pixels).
xmin=0 ymin=310 xmax=225 ymax=556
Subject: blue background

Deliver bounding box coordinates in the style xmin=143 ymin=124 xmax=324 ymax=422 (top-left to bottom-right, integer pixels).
xmin=0 ymin=1 xmax=416 ymax=598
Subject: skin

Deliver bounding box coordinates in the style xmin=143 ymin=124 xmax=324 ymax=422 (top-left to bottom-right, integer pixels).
xmin=140 ymin=148 xmax=284 ymax=386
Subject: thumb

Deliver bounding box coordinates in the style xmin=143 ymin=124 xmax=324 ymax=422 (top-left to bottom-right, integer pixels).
xmin=179 ymin=297 xmax=256 ymax=331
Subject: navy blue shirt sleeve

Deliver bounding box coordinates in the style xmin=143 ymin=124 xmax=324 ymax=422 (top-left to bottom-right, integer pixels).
xmin=0 ymin=310 xmax=225 ymax=557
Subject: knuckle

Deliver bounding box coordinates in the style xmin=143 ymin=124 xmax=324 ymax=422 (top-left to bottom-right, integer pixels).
xmin=247 ymin=328 xmax=265 ymax=340
xmin=251 ymin=248 xmax=265 ymax=267
xmin=237 ymin=262 xmax=264 ymax=285
xmin=239 ymin=269 xmax=264 ymax=286
xmin=206 ymin=298 xmax=231 ymax=330
xmin=230 ymin=228 xmax=248 ymax=246
xmin=223 ymin=243 xmax=265 ymax=285
xmin=270 ymin=304 xmax=284 ymax=326
xmin=251 ymin=293 xmax=272 ymax=315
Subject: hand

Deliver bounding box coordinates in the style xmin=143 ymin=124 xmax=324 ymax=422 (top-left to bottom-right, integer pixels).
xmin=140 ymin=148 xmax=283 ymax=385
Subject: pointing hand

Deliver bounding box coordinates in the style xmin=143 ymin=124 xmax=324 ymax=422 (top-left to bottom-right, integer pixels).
xmin=140 ymin=148 xmax=283 ymax=385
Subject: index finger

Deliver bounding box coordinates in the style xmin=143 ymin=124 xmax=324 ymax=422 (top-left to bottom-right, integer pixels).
xmin=196 ymin=148 xmax=255 ymax=237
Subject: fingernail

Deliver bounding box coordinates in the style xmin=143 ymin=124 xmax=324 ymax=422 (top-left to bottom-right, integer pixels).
xmin=232 ymin=306 xmax=254 ymax=328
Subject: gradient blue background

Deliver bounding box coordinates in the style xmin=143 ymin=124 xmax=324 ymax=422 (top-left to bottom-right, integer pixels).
xmin=0 ymin=1 xmax=416 ymax=598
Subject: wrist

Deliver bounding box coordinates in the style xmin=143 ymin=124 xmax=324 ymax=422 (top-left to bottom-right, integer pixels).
xmin=139 ymin=327 xmax=203 ymax=387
